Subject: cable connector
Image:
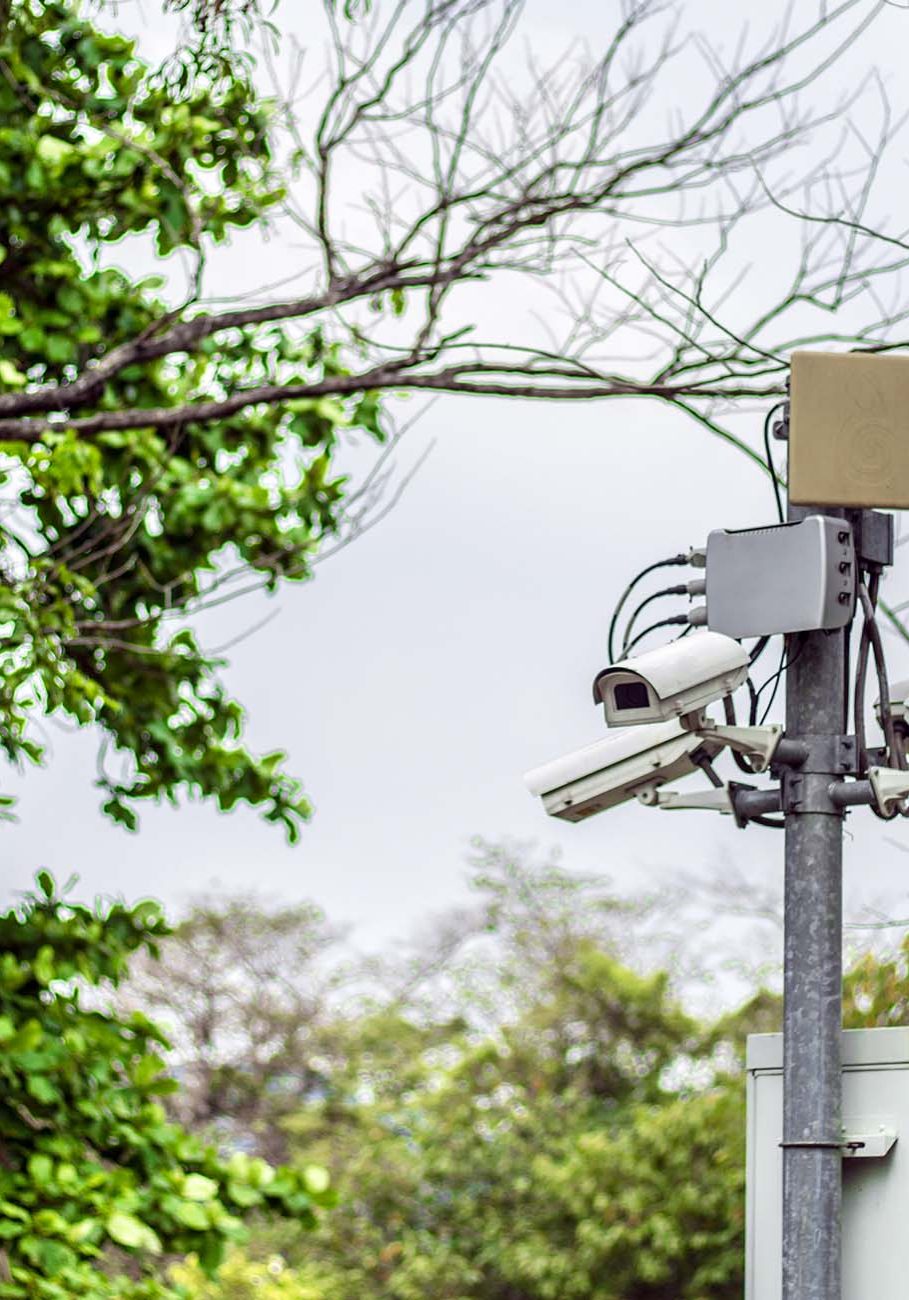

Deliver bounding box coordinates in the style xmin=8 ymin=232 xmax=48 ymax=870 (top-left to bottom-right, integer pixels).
xmin=772 ymin=402 xmax=790 ymax=441
xmin=687 ymin=578 xmax=706 ymax=597
xmin=687 ymin=547 xmax=707 ymax=569
xmin=687 ymin=605 xmax=708 ymax=627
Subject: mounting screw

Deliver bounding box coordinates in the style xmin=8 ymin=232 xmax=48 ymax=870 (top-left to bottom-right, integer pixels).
xmin=838 ymin=529 xmax=850 ymax=544
xmin=838 ymin=591 xmax=851 ymax=604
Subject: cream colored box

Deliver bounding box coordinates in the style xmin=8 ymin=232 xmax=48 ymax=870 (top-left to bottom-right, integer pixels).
xmin=789 ymin=350 xmax=909 ymax=508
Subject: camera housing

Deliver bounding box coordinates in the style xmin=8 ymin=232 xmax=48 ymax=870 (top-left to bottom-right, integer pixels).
xmin=524 ymin=719 xmax=724 ymax=822
xmin=592 ymin=630 xmax=749 ymax=727
xmin=876 ymin=677 xmax=909 ymax=733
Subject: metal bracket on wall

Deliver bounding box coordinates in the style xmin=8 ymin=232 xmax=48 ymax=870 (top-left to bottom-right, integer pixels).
xmin=779 ymin=1123 xmax=897 ymax=1159
xmin=841 ymin=1121 xmax=898 ymax=1160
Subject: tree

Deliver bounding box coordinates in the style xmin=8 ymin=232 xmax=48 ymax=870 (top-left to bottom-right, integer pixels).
xmin=1 ymin=0 xmax=906 ymax=833
xmin=117 ymin=848 xmax=909 ymax=1299
xmin=133 ymin=848 xmax=754 ymax=1298
xmin=276 ymin=894 xmax=745 ymax=1299
xmin=123 ymin=895 xmax=345 ymax=1161
xmin=0 ymin=0 xmax=372 ymax=836
xmin=0 ymin=875 xmax=333 ymax=1300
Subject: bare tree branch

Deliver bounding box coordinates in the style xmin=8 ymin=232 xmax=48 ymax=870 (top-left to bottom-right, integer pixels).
xmin=0 ymin=0 xmax=903 ymax=450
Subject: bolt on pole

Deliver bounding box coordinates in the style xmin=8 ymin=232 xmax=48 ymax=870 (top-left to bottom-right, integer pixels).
xmin=781 ymin=502 xmax=848 ymax=1300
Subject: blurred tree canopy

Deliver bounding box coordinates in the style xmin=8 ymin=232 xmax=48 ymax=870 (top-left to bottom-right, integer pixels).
xmin=111 ymin=842 xmax=909 ymax=1300
xmin=120 ymin=846 xmax=756 ymax=1299
xmin=8 ymin=849 xmax=909 ymax=1298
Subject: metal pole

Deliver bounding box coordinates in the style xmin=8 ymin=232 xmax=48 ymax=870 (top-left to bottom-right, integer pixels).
xmin=781 ymin=502 xmax=846 ymax=1300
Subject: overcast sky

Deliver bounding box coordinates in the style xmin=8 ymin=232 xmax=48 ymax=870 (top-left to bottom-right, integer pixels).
xmin=4 ymin=0 xmax=909 ymax=954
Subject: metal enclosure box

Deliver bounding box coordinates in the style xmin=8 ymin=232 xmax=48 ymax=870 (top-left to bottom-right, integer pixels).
xmin=790 ymin=351 xmax=909 ymax=508
xmin=705 ymin=516 xmax=854 ymax=638
xmin=747 ymin=1029 xmax=909 ymax=1300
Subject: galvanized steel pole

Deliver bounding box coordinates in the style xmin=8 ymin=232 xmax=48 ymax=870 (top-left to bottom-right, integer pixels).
xmin=781 ymin=503 xmax=846 ymax=1300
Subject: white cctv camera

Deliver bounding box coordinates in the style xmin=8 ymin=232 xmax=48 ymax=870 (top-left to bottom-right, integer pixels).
xmin=592 ymin=630 xmax=749 ymax=727
xmin=523 ymin=718 xmax=724 ymax=822
xmin=876 ymin=677 xmax=909 ymax=733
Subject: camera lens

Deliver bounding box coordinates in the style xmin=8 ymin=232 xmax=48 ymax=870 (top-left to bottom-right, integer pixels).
xmin=613 ymin=682 xmax=649 ymax=711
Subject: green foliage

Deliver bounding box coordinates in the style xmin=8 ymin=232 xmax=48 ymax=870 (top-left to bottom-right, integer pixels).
xmin=844 ymin=931 xmax=909 ymax=1027
xmin=170 ymin=1248 xmax=330 ymax=1300
xmin=112 ymin=851 xmax=909 ymax=1300
xmin=179 ymin=854 xmax=747 ymax=1300
xmin=0 ymin=0 xmax=386 ymax=836
xmin=276 ymin=963 xmax=743 ymax=1300
xmin=0 ymin=876 xmax=332 ymax=1299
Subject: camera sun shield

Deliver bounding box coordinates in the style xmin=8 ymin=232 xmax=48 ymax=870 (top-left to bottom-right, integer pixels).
xmin=592 ymin=630 xmax=749 ymax=726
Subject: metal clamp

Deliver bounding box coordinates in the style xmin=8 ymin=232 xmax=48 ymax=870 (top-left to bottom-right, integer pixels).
xmin=771 ymin=734 xmax=857 ymax=779
xmin=853 ymin=510 xmax=895 ymax=572
xmin=781 ymin=1122 xmax=897 ymax=1159
xmin=729 ymin=782 xmax=782 ymax=828
xmin=780 ymin=1141 xmax=846 ymax=1151
xmin=782 ymin=770 xmax=845 ymax=817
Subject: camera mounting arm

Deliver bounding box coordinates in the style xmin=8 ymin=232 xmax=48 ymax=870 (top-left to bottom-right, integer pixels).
xmin=830 ymin=767 xmax=909 ymax=817
xmin=650 ymin=780 xmax=784 ymax=827
xmin=684 ymin=717 xmax=786 ymax=772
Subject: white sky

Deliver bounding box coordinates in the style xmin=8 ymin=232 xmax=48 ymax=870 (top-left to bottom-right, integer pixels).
xmin=4 ymin=0 xmax=909 ymax=954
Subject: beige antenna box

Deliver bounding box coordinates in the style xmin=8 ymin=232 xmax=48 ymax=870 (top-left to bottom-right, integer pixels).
xmin=789 ymin=350 xmax=909 ymax=508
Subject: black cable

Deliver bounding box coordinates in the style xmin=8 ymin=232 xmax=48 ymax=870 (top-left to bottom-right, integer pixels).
xmin=744 ymin=639 xmax=772 ymax=725
xmin=622 ymin=615 xmax=689 ymax=656
xmin=854 ymin=593 xmax=872 ymax=772
xmin=622 ymin=584 xmax=687 ymax=654
xmin=608 ymin=554 xmax=689 ymax=662
xmin=843 ymin=617 xmax=852 ymax=740
xmin=755 ymin=644 xmax=786 ymax=723
xmin=860 ymin=582 xmax=901 ymax=768
xmin=855 ymin=580 xmax=904 ymax=821
xmin=718 ymin=691 xmax=785 ymax=829
xmin=763 ymin=402 xmax=786 ymax=524
xmin=749 ymin=636 xmax=771 ymax=666
xmin=755 ymin=635 xmax=807 ymax=724
xmin=853 ymin=575 xmax=899 ymax=772
xmin=724 ymin=693 xmax=758 ymax=774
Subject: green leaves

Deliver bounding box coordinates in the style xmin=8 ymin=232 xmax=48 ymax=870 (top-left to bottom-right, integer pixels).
xmin=35 ymin=134 xmax=76 ymax=174
xmin=0 ymin=0 xmax=390 ymax=838
xmin=0 ymin=879 xmax=333 ymax=1300
xmin=107 ymin=1212 xmax=163 ymax=1254
xmin=302 ymin=1166 xmax=330 ymax=1196
xmin=182 ymin=1175 xmax=219 ymax=1203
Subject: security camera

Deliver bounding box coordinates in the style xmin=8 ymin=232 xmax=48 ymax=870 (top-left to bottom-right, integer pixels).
xmin=523 ymin=719 xmax=724 ymax=822
xmin=592 ymin=630 xmax=749 ymax=727
xmin=876 ymin=677 xmax=909 ymax=734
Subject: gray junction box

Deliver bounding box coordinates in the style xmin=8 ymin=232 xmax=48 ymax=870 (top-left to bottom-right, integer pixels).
xmin=706 ymin=515 xmax=855 ymax=638
xmin=747 ymin=1029 xmax=909 ymax=1299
